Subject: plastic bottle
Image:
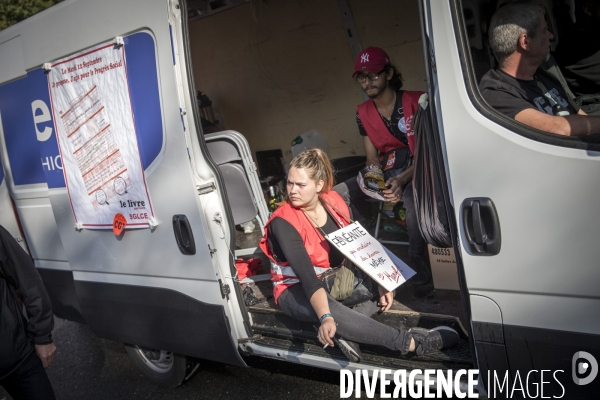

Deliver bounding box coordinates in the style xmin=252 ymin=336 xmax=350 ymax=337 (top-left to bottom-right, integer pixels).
xmin=268 ymin=186 xmax=277 ymax=212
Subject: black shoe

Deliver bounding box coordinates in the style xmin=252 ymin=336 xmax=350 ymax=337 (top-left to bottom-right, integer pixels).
xmin=333 ymin=337 xmax=362 ymax=363
xmin=409 ymin=326 xmax=459 ymax=355
xmin=408 ymin=256 xmax=432 ymax=286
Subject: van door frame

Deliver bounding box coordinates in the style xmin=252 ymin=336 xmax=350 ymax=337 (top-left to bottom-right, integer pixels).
xmin=419 ymin=0 xmax=479 ymax=369
xmin=178 ymin=0 xmax=254 ymax=339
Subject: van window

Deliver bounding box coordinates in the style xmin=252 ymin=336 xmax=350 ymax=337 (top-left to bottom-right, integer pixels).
xmin=457 ymin=0 xmax=600 ymax=148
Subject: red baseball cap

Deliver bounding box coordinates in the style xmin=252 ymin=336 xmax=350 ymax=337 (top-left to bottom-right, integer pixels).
xmin=352 ymin=47 xmax=391 ymax=77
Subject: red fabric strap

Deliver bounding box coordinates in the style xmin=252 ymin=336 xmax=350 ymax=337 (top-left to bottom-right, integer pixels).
xmin=259 ymin=191 xmax=351 ymax=304
xmin=357 ymin=90 xmax=423 ymax=156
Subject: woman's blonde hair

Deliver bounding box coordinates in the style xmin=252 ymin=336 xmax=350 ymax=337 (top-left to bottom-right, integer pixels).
xmin=288 ymin=148 xmax=335 ymax=193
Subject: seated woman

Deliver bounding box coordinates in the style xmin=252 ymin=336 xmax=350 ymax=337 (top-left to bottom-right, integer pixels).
xmin=259 ymin=148 xmax=459 ymax=362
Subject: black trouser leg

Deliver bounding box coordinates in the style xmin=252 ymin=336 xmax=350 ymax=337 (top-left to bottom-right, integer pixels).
xmin=401 ymin=181 xmax=426 ymax=260
xmin=0 ymin=350 xmax=56 ymax=400
xmin=278 ymin=284 xmax=411 ymax=353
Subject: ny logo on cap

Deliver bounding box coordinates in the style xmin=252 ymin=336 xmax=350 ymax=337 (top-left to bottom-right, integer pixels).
xmin=361 ymin=53 xmax=369 ymax=63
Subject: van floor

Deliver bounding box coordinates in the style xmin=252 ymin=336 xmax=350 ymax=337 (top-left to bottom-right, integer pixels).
xmin=235 ymin=224 xmax=472 ymax=370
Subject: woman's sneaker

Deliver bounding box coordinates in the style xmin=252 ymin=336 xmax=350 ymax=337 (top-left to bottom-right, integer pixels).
xmin=333 ymin=336 xmax=362 ymax=363
xmin=409 ymin=326 xmax=459 ymax=355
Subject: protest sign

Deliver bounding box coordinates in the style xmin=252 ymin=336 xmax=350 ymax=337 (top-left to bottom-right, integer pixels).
xmin=325 ymin=222 xmax=415 ymax=292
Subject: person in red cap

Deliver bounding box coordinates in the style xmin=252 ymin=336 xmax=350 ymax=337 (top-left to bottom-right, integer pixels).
xmin=333 ymin=46 xmax=431 ymax=285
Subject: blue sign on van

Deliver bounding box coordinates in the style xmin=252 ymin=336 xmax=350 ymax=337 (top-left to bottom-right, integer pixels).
xmin=0 ymin=73 xmax=49 ymax=186
xmin=0 ymin=31 xmax=163 ymax=189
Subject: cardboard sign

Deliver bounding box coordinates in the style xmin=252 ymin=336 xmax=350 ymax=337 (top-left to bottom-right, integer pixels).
xmin=325 ymin=222 xmax=415 ymax=292
xmin=428 ymin=245 xmax=459 ymax=290
xmin=112 ymin=213 xmax=127 ymax=236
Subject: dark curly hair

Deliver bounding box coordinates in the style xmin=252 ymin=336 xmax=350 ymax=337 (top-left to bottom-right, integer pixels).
xmin=386 ymin=65 xmax=404 ymax=91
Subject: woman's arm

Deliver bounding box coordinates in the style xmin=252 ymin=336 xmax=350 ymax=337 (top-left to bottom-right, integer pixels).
xmin=269 ymin=218 xmax=326 ymax=300
xmin=309 ymin=288 xmax=335 ymax=346
xmin=269 ymin=218 xmax=336 ymax=345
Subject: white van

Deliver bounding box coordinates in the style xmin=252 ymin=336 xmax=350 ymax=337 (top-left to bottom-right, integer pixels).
xmin=0 ymin=0 xmax=598 ymax=398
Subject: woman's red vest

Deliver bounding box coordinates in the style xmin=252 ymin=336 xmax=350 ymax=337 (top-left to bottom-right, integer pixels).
xmin=357 ymin=90 xmax=423 ymax=156
xmin=258 ymin=191 xmax=351 ymax=304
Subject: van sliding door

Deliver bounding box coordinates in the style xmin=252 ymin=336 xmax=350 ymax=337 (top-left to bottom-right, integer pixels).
xmin=0 ymin=0 xmax=244 ymax=367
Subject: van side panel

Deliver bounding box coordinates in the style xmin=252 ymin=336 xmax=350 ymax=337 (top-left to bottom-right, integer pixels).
xmin=75 ymin=281 xmax=242 ymax=365
xmin=37 ymin=268 xmax=85 ymax=323
xmin=0 ymin=0 xmax=245 ymax=367
xmin=0 ymin=162 xmax=24 ymax=248
xmin=0 ymin=68 xmax=69 ymax=264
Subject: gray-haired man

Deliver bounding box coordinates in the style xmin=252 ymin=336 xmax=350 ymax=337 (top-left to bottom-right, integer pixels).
xmin=479 ymin=1 xmax=600 ymax=136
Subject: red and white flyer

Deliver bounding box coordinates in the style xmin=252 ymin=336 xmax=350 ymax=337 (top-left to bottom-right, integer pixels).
xmin=48 ymin=40 xmax=154 ymax=229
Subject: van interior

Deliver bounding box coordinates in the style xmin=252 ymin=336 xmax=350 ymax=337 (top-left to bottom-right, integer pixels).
xmin=187 ymin=0 xmax=592 ymax=371
xmin=188 ymin=0 xmax=470 ymax=371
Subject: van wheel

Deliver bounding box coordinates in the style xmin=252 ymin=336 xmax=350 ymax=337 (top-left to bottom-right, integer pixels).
xmin=124 ymin=344 xmax=192 ymax=387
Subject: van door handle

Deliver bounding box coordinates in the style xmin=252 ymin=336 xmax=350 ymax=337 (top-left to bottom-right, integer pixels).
xmin=461 ymin=198 xmax=501 ymax=256
xmin=172 ymin=215 xmax=196 ymax=255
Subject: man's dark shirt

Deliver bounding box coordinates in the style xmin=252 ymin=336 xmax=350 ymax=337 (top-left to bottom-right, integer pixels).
xmin=356 ymin=89 xmax=408 ymax=146
xmin=479 ymin=68 xmax=579 ymax=119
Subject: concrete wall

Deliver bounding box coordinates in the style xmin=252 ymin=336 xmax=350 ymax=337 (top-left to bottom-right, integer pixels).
xmin=188 ymin=0 xmax=425 ymax=166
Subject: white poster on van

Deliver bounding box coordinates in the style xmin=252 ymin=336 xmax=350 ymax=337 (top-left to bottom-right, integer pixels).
xmin=48 ymin=40 xmax=154 ymax=229
xmin=325 ymin=222 xmax=415 ymax=292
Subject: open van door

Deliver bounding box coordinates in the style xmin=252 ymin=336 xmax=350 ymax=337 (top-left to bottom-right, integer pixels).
xmin=0 ymin=0 xmax=246 ymax=386
xmin=423 ymin=0 xmax=600 ymax=397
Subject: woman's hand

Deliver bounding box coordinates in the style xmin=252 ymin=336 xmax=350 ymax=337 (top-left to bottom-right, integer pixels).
xmin=378 ymin=284 xmax=394 ymax=312
xmin=318 ymin=318 xmax=336 ymax=347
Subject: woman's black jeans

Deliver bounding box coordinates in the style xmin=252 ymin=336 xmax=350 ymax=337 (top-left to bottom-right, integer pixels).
xmin=277 ymin=283 xmax=411 ymax=353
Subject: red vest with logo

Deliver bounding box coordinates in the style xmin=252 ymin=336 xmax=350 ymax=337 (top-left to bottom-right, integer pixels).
xmin=357 ymin=90 xmax=423 ymax=156
xmin=259 ymin=191 xmax=351 ymax=304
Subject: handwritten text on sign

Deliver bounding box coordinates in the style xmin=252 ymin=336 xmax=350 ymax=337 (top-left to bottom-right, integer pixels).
xmin=325 ymin=222 xmax=415 ymax=292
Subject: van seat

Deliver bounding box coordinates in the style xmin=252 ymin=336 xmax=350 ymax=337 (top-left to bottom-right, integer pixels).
xmin=205 ymin=139 xmax=242 ymax=165
xmin=205 ymin=132 xmax=260 ymax=225
xmin=218 ymin=163 xmax=257 ymax=225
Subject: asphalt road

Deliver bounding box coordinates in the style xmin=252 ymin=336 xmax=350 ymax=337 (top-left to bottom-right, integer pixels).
xmin=1 ymin=319 xmax=455 ymax=400
xmin=0 ymin=320 xmax=454 ymax=400
xmin=39 ymin=319 xmax=348 ymax=400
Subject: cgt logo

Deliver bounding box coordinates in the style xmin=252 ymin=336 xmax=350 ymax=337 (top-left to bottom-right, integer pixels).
xmin=572 ymin=351 xmax=598 ymax=386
